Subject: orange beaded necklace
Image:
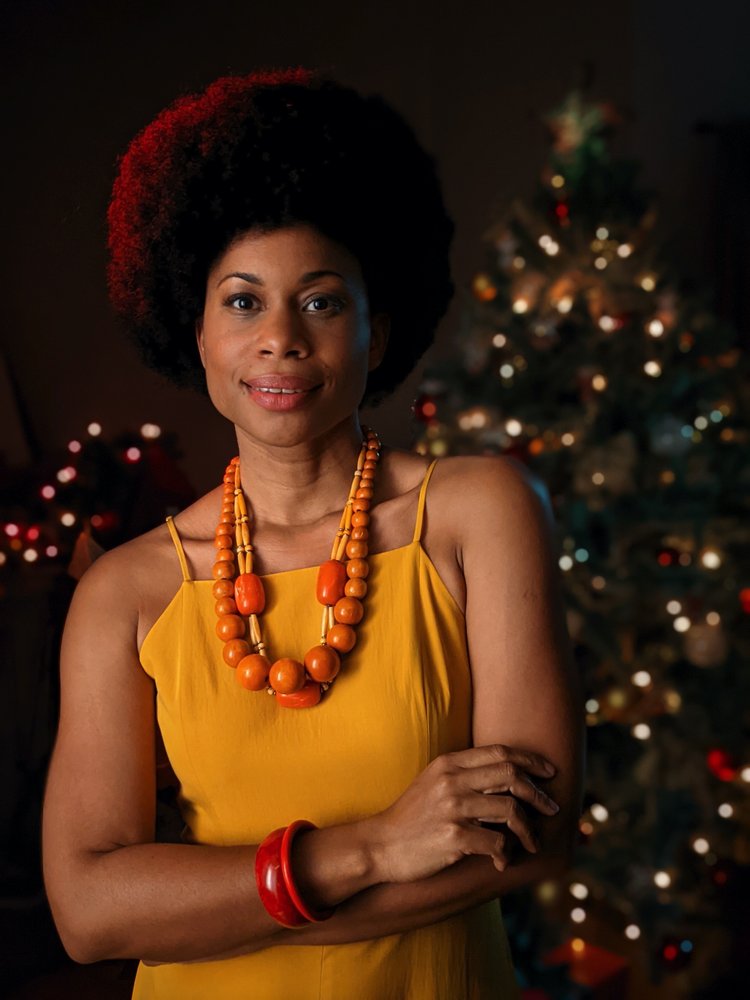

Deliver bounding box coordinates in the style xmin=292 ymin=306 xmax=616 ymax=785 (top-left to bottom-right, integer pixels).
xmin=211 ymin=429 xmax=381 ymax=709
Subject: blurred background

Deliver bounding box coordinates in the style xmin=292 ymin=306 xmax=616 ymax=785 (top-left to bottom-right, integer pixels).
xmin=1 ymin=1 xmax=748 ymax=997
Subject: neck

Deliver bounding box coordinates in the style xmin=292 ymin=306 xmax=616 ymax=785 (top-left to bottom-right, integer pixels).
xmin=233 ymin=417 xmax=369 ymax=528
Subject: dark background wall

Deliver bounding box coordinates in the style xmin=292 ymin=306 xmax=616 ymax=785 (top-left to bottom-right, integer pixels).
xmin=1 ymin=0 xmax=748 ymax=493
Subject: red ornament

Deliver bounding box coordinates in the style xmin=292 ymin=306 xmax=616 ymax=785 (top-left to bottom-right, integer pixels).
xmin=413 ymin=394 xmax=438 ymax=423
xmin=739 ymin=587 xmax=750 ymax=614
xmin=706 ymin=748 xmax=739 ymax=782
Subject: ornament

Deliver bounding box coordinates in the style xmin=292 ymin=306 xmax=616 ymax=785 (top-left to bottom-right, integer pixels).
xmin=706 ymin=748 xmax=739 ymax=782
xmin=683 ymin=622 xmax=728 ymax=668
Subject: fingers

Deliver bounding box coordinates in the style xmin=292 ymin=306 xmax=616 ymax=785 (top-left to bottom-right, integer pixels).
xmin=446 ymin=743 xmax=556 ymax=779
xmin=462 ymin=792 xmax=540 ymax=854
xmin=462 ymin=762 xmax=559 ymax=816
xmin=459 ymin=823 xmax=513 ymax=871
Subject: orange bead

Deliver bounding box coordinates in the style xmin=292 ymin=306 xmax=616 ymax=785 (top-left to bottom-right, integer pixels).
xmin=351 ymin=511 xmax=370 ymax=528
xmin=216 ymin=614 xmax=245 ymax=641
xmin=219 ymin=513 xmax=234 ymax=525
xmin=334 ymin=596 xmax=364 ymax=625
xmin=304 ymin=644 xmax=341 ymax=683
xmin=276 ymin=681 xmax=322 ymax=709
xmin=346 ymin=558 xmax=369 ymax=579
xmin=215 ymin=596 xmax=237 ymax=616
xmin=345 ymin=539 xmax=368 ymax=559
xmin=269 ymin=658 xmax=306 ymax=694
xmin=363 ymin=460 xmax=377 ymax=471
xmin=316 ymin=559 xmax=347 ymax=605
xmin=365 ymin=449 xmax=379 ymax=461
xmin=235 ymin=573 xmax=266 ymax=615
xmin=215 ymin=547 xmax=234 ymax=562
xmin=345 ymin=577 xmax=367 ymax=598
xmin=351 ymin=527 xmax=368 ymax=541
xmin=236 ymin=654 xmax=271 ymax=690
xmin=223 ymin=638 xmax=250 ymax=667
xmin=352 ymin=498 xmax=370 ymax=512
xmin=214 ymin=534 xmax=233 ymax=549
xmin=212 ymin=579 xmax=234 ymax=599
xmin=327 ymin=623 xmax=357 ymax=653
xmin=212 ymin=561 xmax=234 ymax=580
xmin=355 ymin=487 xmax=373 ymax=500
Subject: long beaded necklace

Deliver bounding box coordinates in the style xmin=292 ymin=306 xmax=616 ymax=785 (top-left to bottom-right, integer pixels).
xmin=212 ymin=429 xmax=381 ymax=709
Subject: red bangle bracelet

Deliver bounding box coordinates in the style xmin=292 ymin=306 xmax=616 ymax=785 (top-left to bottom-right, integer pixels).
xmin=255 ymin=826 xmax=308 ymax=928
xmin=280 ymin=820 xmax=336 ymax=923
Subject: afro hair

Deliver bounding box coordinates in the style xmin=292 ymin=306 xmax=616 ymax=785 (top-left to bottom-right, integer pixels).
xmin=106 ymin=67 xmax=456 ymax=405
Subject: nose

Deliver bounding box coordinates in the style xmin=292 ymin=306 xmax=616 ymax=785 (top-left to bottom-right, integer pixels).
xmin=254 ymin=309 xmax=312 ymax=360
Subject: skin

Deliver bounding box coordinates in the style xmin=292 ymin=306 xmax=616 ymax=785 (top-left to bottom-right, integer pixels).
xmin=42 ymin=224 xmax=585 ymax=965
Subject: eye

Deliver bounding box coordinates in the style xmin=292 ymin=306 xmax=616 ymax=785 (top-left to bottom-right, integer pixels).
xmin=225 ymin=293 xmax=255 ymax=311
xmin=305 ymin=295 xmax=344 ymax=313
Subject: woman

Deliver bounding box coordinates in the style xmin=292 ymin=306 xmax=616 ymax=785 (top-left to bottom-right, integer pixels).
xmin=42 ymin=68 xmax=584 ymax=999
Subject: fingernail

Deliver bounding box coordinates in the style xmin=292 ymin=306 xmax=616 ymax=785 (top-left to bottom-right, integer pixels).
xmin=544 ymin=762 xmax=556 ymax=774
xmin=550 ymin=801 xmax=560 ymax=813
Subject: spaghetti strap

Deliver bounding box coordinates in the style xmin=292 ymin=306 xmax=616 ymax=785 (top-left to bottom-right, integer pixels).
xmin=412 ymin=459 xmax=439 ymax=543
xmin=166 ymin=515 xmax=192 ymax=582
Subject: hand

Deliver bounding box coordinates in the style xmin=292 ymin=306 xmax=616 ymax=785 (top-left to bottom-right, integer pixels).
xmin=366 ymin=744 xmax=559 ymax=883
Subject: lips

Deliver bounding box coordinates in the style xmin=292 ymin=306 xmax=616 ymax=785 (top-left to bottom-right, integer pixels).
xmin=242 ymin=373 xmax=321 ymax=411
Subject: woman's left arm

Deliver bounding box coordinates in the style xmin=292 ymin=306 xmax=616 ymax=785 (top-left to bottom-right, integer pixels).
xmin=170 ymin=457 xmax=585 ymax=961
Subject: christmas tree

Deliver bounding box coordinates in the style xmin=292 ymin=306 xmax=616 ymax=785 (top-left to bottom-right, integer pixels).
xmin=415 ymin=90 xmax=750 ymax=997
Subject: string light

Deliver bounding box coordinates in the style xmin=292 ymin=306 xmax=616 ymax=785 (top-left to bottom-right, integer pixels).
xmin=87 ymin=422 xmax=102 ymax=436
xmin=57 ymin=466 xmax=77 ymax=483
xmin=654 ymin=871 xmax=671 ymax=888
xmin=647 ymin=319 xmax=664 ymax=337
xmin=592 ymin=374 xmax=607 ymax=390
xmin=625 ymin=924 xmax=641 ymax=940
xmin=692 ymin=837 xmax=710 ymax=855
xmin=45 ymin=545 xmax=58 ymax=558
xmin=617 ymin=243 xmax=633 ymax=258
xmin=598 ymin=316 xmax=616 ymax=332
xmin=559 ymin=555 xmax=574 ymax=571
xmin=700 ymin=548 xmax=722 ymax=569
xmin=596 ymin=226 xmax=609 ymax=239
xmin=585 ymin=698 xmax=599 ymax=713
xmin=23 ymin=549 xmax=38 ymax=563
xmin=632 ymin=723 xmax=651 ymax=740
xmin=591 ymin=575 xmax=605 ymax=590
xmin=594 ymin=256 xmax=607 ymax=270
xmin=5 ymin=524 xmax=20 ymax=538
xmin=68 ymin=440 xmax=82 ymax=453
xmin=666 ymin=600 xmax=682 ymax=615
xmin=492 ymin=333 xmax=507 ymax=347
xmin=505 ymin=419 xmax=522 ymax=436
xmin=640 ymin=274 xmax=656 ymax=291
xmin=717 ymin=803 xmax=733 ymax=818
xmin=125 ymin=447 xmax=142 ymax=463
xmin=512 ymin=298 xmax=529 ymax=314
xmin=60 ymin=513 xmax=76 ymax=527
xmin=499 ymin=364 xmax=514 ymax=378
xmin=644 ymin=360 xmax=662 ymax=377
xmin=631 ymin=670 xmax=651 ymax=687
xmin=570 ymin=908 xmax=586 ymax=923
xmin=673 ymin=616 xmax=691 ymax=633
xmin=569 ymin=882 xmax=589 ymax=899
xmin=551 ymin=174 xmax=565 ymax=188
xmin=557 ymin=296 xmax=573 ymax=313
xmin=140 ymin=423 xmax=162 ymax=439
xmin=40 ymin=485 xmax=56 ymax=500
xmin=590 ymin=803 xmax=609 ymax=822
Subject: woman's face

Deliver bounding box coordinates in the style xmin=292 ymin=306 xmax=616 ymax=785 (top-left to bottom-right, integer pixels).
xmin=196 ymin=224 xmax=389 ymax=448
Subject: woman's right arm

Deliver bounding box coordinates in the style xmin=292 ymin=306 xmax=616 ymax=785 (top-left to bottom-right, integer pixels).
xmin=43 ymin=549 xmax=557 ymax=965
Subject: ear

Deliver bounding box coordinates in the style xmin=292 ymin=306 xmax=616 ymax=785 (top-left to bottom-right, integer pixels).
xmin=195 ymin=317 xmax=206 ymax=369
xmin=368 ymin=313 xmax=390 ymax=372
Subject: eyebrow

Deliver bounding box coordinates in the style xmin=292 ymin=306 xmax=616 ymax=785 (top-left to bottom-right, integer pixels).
xmin=216 ymin=269 xmax=346 ymax=289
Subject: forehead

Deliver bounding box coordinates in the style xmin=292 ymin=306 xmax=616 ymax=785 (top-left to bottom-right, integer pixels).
xmin=213 ymin=224 xmax=362 ymax=279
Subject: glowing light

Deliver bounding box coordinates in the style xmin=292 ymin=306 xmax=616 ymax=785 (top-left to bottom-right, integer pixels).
xmin=23 ymin=549 xmax=38 ymax=563
xmin=430 ymin=439 xmax=448 ymax=457
xmin=557 ymin=296 xmax=573 ymax=313
xmin=592 ymin=374 xmax=607 ymax=391
xmin=640 ymin=275 xmax=656 ymax=291
xmin=590 ymin=803 xmax=609 ymax=822
xmin=654 ymin=870 xmax=671 ymax=888
xmin=0 ymin=553 xmax=6 ymax=566
xmin=596 ymin=227 xmax=609 ymax=240
xmin=594 ymin=256 xmax=607 ymax=270
xmin=647 ymin=319 xmax=664 ymax=338
xmin=46 ymin=545 xmax=58 ymax=558
xmin=718 ymin=803 xmax=733 ymax=818
xmin=741 ymin=767 xmax=750 ymax=783
xmin=60 ymin=513 xmax=76 ymax=527
xmin=633 ymin=723 xmax=651 ymax=740
xmin=26 ymin=527 xmax=40 ymax=541
xmin=591 ymin=472 xmax=605 ymax=485
xmin=585 ymin=698 xmax=599 ymax=713
xmin=551 ymin=174 xmax=565 ymax=188
xmin=673 ymin=616 xmax=691 ymax=633
xmin=140 ymin=423 xmax=162 ymax=439
xmin=539 ymin=235 xmax=552 ymax=248
xmin=617 ymin=243 xmax=633 ymax=258
xmin=710 ymin=409 xmax=723 ymax=422
xmin=87 ymin=422 xmax=102 ymax=436
xmin=4 ymin=523 xmax=20 ymax=538
xmin=561 ymin=432 xmax=575 ymax=446
xmin=492 ymin=333 xmax=507 ymax=348
xmin=598 ymin=315 xmax=616 ymax=332
xmin=512 ymin=256 xmax=525 ymax=270
xmin=625 ymin=924 xmax=641 ymax=940
xmin=41 ymin=485 xmax=56 ymax=500
xmin=694 ymin=415 xmax=708 ymax=430
xmin=574 ymin=548 xmax=589 ymax=562
xmin=692 ymin=837 xmax=710 ymax=855
xmin=505 ymin=419 xmax=522 ymax=437
xmin=512 ymin=298 xmax=529 ymax=314
xmin=569 ymin=882 xmax=589 ymax=899
xmin=544 ymin=240 xmax=560 ymax=256
xmin=57 ymin=466 xmax=77 ymax=483
xmin=499 ymin=364 xmax=514 ymax=378
xmin=125 ymin=447 xmax=142 ymax=463
xmin=559 ymin=555 xmax=574 ymax=571
xmin=571 ymin=938 xmax=585 ymax=953
xmin=666 ymin=600 xmax=682 ymax=615
xmin=644 ymin=361 xmax=662 ymax=377
xmin=591 ymin=576 xmax=605 ymax=590
xmin=632 ymin=670 xmax=651 ymax=687
xmin=700 ymin=548 xmax=722 ymax=569
xmin=68 ymin=439 xmax=82 ymax=453
xmin=571 ymin=908 xmax=586 ymax=923
xmin=706 ymin=611 xmax=720 ymax=625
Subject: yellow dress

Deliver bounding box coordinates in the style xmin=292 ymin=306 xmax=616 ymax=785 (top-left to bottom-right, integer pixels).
xmin=132 ymin=459 xmax=520 ymax=999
